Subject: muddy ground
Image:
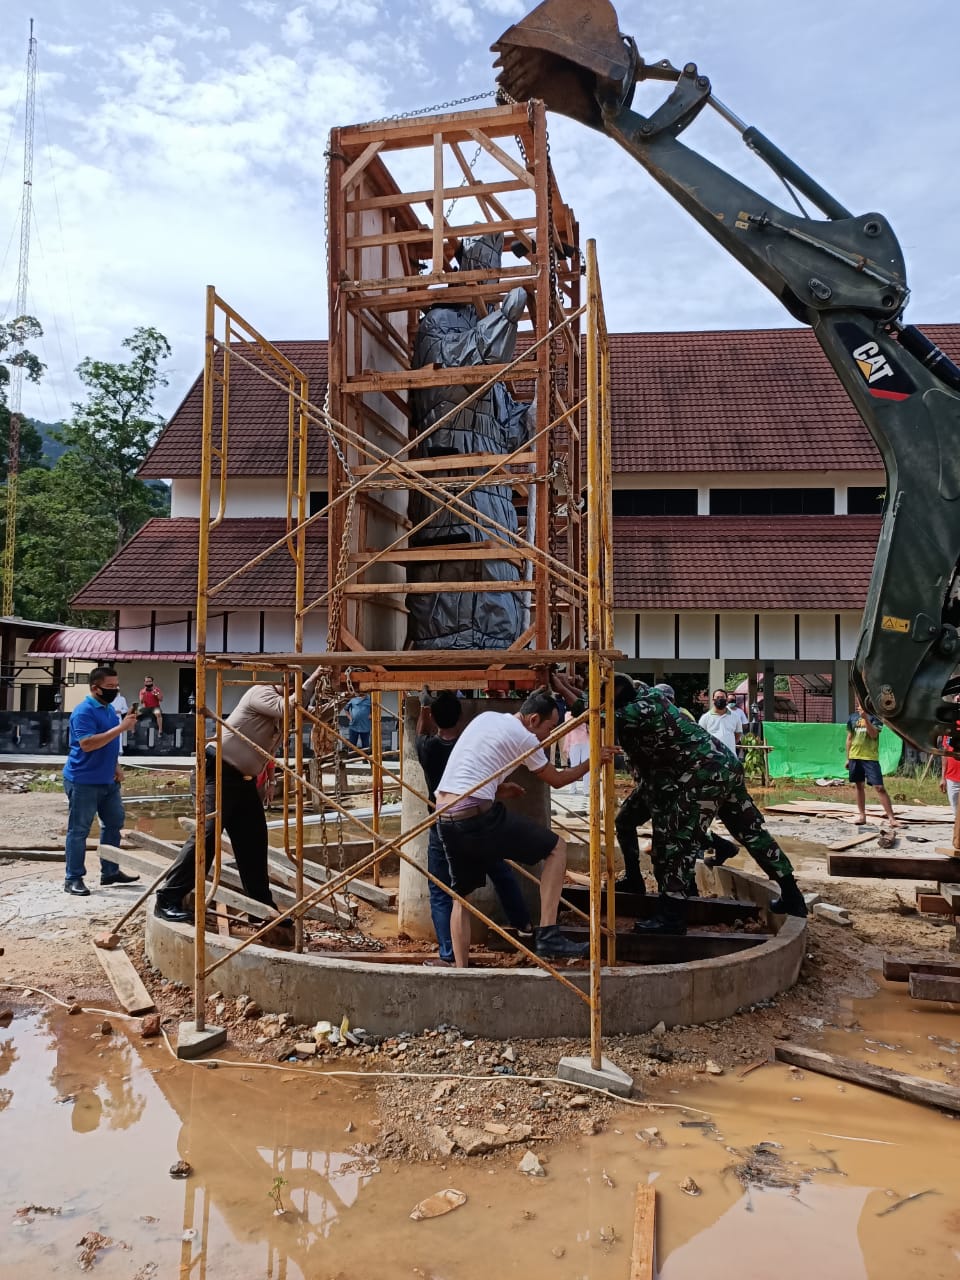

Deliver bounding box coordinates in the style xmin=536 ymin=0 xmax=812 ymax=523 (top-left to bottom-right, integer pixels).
xmin=2 ymin=784 xmax=958 ymax=1166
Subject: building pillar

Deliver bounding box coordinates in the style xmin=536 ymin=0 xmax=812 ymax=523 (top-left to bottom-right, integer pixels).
xmin=0 ymin=625 xmax=14 ymax=713
xmin=708 ymin=658 xmax=725 ymax=698
xmin=833 ymin=660 xmax=853 ymax=722
xmin=763 ymin=663 xmax=776 ymax=721
xmin=697 ymin=487 xmax=710 ymax=515
xmin=834 ymin=485 xmax=848 ymax=515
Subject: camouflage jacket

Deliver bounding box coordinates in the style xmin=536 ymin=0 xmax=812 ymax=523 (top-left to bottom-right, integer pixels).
xmin=614 ymin=687 xmax=732 ymax=781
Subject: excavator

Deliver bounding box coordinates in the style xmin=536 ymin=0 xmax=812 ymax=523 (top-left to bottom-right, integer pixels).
xmin=492 ymin=0 xmax=960 ymax=756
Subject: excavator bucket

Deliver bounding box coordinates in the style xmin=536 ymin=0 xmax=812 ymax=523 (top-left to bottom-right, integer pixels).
xmin=491 ymin=0 xmax=637 ymax=127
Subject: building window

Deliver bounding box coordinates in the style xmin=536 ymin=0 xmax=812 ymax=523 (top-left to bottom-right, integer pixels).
xmin=612 ymin=489 xmax=698 ymax=516
xmin=709 ymin=488 xmax=834 ymax=516
xmin=309 ymin=490 xmax=329 ymax=517
xmin=847 ymin=485 xmax=885 ymax=514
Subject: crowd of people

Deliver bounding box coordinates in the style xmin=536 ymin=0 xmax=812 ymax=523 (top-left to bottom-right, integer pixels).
xmin=64 ymin=662 xmax=917 ymax=965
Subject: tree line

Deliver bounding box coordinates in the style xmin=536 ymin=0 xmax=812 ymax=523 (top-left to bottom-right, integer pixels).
xmin=0 ymin=320 xmax=171 ymax=625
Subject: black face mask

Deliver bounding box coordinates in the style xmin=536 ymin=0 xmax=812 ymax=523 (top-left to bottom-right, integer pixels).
xmin=714 ymin=697 xmax=728 ymax=709
xmin=96 ymin=687 xmax=120 ymax=704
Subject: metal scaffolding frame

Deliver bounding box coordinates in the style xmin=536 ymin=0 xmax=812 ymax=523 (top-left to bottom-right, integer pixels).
xmin=189 ymin=108 xmax=618 ymax=1068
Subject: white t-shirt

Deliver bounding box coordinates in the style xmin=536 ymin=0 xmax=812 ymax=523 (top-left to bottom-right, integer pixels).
xmin=728 ymin=704 xmax=748 ymax=730
xmin=436 ymin=711 xmax=547 ymax=808
xmin=698 ymin=709 xmax=740 ymax=755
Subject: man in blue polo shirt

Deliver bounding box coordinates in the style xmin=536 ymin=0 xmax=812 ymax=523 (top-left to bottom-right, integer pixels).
xmin=62 ymin=666 xmax=140 ymax=896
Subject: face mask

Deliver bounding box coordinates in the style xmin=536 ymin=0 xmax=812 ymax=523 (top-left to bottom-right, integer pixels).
xmin=96 ymin=687 xmax=120 ymax=703
xmin=714 ymin=697 xmax=727 ymax=708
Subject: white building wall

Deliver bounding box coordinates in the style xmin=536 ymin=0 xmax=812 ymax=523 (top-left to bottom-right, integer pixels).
xmin=622 ymin=610 xmax=863 ymax=662
xmin=614 ymin=469 xmax=884 ymax=493
xmin=170 ymin=476 xmax=328 ymax=519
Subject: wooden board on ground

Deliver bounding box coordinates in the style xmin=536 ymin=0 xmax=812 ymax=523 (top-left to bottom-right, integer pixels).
xmin=827 ymin=833 xmax=878 ymax=852
xmin=93 ymin=943 xmax=156 ymax=1015
xmin=883 ymin=955 xmax=960 ymax=982
xmin=940 ymin=883 xmax=960 ymax=911
xmin=908 ymin=973 xmax=960 ymax=1003
xmin=774 ymin=1043 xmax=960 ymax=1115
xmin=302 ymin=861 xmax=396 ymax=910
xmin=560 ymin=886 xmax=761 ymax=926
xmin=828 ymin=852 xmax=960 ymax=880
xmin=630 ymin=1184 xmax=656 ymax=1280
xmin=765 ymin=800 xmax=951 ymax=824
xmin=916 ymin=894 xmax=953 ymax=916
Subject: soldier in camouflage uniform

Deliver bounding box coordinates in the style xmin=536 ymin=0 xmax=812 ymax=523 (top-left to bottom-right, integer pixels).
xmin=552 ymin=671 xmax=806 ymax=932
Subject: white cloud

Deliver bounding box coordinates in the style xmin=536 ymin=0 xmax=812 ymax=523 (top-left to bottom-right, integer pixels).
xmin=432 ymin=0 xmax=480 ymax=42
xmin=280 ymin=5 xmax=314 ymax=47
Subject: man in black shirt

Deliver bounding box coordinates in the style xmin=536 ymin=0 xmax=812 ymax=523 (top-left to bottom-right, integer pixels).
xmin=416 ymin=689 xmax=531 ymax=964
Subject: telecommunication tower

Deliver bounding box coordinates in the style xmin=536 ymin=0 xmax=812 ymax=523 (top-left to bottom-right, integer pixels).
xmin=2 ymin=19 xmax=38 ymax=616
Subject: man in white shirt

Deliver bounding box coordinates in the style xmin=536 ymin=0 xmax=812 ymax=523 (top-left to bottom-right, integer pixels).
xmin=435 ymin=688 xmax=615 ymax=965
xmin=698 ymin=689 xmax=741 ymax=756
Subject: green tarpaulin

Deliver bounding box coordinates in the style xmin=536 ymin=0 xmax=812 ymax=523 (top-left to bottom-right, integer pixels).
xmin=762 ymin=721 xmax=903 ymax=780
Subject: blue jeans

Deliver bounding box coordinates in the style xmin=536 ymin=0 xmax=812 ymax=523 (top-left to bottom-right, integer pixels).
xmin=347 ymin=729 xmax=370 ymax=751
xmin=427 ymin=824 xmax=531 ymax=961
xmin=63 ymin=780 xmax=123 ymax=881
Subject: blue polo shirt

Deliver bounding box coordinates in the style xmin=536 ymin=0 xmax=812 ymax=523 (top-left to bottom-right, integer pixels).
xmin=347 ymin=695 xmax=372 ymax=734
xmin=63 ymin=694 xmax=121 ymax=785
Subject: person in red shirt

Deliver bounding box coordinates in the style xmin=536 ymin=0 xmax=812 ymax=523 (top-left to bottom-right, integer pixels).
xmin=138 ymin=675 xmax=163 ymax=734
xmin=940 ymin=695 xmax=960 ymax=813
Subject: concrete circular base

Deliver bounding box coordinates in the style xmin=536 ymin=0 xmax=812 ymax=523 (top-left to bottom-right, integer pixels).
xmin=145 ymin=867 xmax=806 ymax=1039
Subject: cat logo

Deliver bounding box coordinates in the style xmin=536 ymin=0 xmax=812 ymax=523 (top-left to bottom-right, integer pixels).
xmin=881 ymin=614 xmax=910 ymax=634
xmin=853 ymin=341 xmax=894 ymax=385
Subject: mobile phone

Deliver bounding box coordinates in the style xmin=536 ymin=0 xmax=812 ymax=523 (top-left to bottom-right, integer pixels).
xmin=130 ymin=701 xmax=139 ymax=713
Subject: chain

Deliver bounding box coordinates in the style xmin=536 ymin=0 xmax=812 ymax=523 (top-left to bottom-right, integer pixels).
xmin=445 ymin=142 xmax=483 ymax=220
xmin=368 ymin=90 xmax=495 ymax=127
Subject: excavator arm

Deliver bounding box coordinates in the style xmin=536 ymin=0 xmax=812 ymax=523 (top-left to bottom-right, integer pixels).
xmin=493 ymin=0 xmax=960 ymax=754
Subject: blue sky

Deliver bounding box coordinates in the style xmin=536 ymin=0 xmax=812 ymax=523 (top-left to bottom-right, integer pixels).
xmin=0 ymin=0 xmax=957 ymax=421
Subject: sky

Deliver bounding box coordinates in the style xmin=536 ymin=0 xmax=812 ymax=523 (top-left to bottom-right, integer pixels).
xmin=0 ymin=0 xmax=957 ymax=422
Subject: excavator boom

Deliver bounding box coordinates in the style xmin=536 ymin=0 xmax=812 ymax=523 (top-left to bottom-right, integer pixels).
xmin=493 ymin=1 xmax=960 ymax=755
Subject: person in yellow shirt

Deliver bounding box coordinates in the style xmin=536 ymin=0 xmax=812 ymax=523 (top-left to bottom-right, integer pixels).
xmin=845 ymin=697 xmax=898 ymax=826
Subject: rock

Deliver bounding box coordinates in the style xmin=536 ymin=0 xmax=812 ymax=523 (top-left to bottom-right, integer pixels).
xmin=566 ymin=1094 xmax=590 ymax=1110
xmin=681 ymin=1176 xmax=701 ymax=1196
xmin=140 ymin=1014 xmax=161 ymax=1039
xmin=650 ymin=1021 xmax=666 ymax=1036
xmin=67 ymin=1004 xmax=82 ymax=1016
xmin=234 ymin=996 xmax=250 ymax=1013
xmin=579 ymin=1117 xmax=602 ymax=1136
xmin=426 ymin=1126 xmax=455 ymax=1158
xmin=501 ymin=1045 xmax=516 ymax=1063
xmin=705 ymin=1060 xmax=723 ymax=1076
xmin=98 ymin=1020 xmax=113 ymax=1036
xmin=169 ymin=1161 xmax=192 ymax=1179
xmin=278 ymin=1013 xmax=294 ymax=1030
xmin=344 ymin=1121 xmax=355 ymax=1133
xmin=242 ymin=1002 xmax=262 ymax=1019
xmin=431 ymin=1080 xmax=457 ymax=1102
xmin=452 ymin=1125 xmax=498 ymax=1156
xmin=0 ymin=1009 xmax=13 ymax=1028
xmin=215 ymin=1003 xmax=226 ymax=1020
xmin=552 ymin=1247 xmax=566 ymax=1259
xmin=517 ymin=1150 xmax=546 ymax=1177
xmin=294 ymin=1042 xmax=318 ymax=1058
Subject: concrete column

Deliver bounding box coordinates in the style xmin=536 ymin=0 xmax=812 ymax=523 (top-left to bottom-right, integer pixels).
xmin=708 ymin=658 xmax=725 ymax=699
xmin=833 ymin=660 xmax=852 ymax=722
xmin=697 ymin=487 xmax=710 ymax=515
xmin=834 ymin=485 xmax=848 ymax=515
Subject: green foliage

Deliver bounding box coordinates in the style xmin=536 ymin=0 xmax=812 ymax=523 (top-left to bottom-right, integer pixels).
xmin=739 ymin=732 xmax=766 ymax=781
xmin=57 ymin=327 xmax=172 ymax=551
xmin=0 ymin=316 xmax=45 ymax=400
xmin=0 ymin=410 xmax=45 ymax=472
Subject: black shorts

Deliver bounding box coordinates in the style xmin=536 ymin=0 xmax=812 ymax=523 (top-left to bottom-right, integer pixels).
xmin=438 ymin=802 xmax=559 ymax=896
xmin=848 ymin=758 xmax=883 ymax=787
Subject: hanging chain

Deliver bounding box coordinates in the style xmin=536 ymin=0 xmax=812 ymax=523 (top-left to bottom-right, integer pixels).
xmin=368 ymin=90 xmax=495 ymax=127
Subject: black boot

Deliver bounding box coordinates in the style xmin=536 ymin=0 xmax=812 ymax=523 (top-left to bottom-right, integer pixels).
xmin=704 ymin=833 xmax=739 ymax=868
xmin=615 ymin=872 xmax=647 ymax=895
xmin=632 ymin=896 xmax=687 ymax=936
xmin=154 ymin=899 xmax=191 ymax=923
xmin=534 ymin=925 xmax=589 ymax=959
xmin=769 ymin=874 xmax=808 ymax=917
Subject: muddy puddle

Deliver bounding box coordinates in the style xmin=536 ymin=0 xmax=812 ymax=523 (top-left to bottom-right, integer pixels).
xmin=4 ymin=981 xmax=960 ymax=1280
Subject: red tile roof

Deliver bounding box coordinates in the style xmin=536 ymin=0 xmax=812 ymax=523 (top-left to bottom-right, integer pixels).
xmin=139 ymin=341 xmax=329 ymax=479
xmin=139 ymin=324 xmax=960 ymax=480
xmin=608 ymin=324 xmax=960 ymax=474
xmin=71 ymin=518 xmax=328 ymax=610
xmin=612 ymin=515 xmax=881 ymax=610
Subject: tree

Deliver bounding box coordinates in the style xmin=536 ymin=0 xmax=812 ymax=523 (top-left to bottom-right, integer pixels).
xmin=57 ymin=326 xmax=172 ymax=551
xmin=0 ymin=315 xmax=46 ymax=472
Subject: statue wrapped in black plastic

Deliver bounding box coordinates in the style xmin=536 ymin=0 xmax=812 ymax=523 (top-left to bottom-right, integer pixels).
xmin=406 ymin=233 xmax=534 ymax=650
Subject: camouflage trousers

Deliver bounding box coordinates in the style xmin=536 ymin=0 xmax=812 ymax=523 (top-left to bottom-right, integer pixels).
xmin=617 ymin=759 xmax=794 ymax=897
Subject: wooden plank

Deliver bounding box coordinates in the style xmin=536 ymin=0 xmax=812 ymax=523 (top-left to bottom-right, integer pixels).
xmin=346 ymin=579 xmax=532 ymax=597
xmin=207 ymin=648 xmax=621 ymax=668
xmin=909 ymin=973 xmax=960 ymax=1003
xmin=827 ymin=833 xmax=878 ymax=852
xmin=828 ymin=852 xmax=960 ymax=879
xmin=299 ymin=860 xmax=396 ymax=911
xmin=355 ymin=451 xmax=537 ymax=476
xmin=339 ymin=103 xmax=531 ymax=150
xmin=560 ymin=886 xmax=761 ymax=926
xmin=342 ymin=359 xmax=540 ymax=395
xmin=916 ymin=894 xmax=953 ymax=916
xmin=351 ymin=177 xmax=527 ymax=212
xmin=93 ymin=943 xmax=156 ymax=1016
xmin=630 ymin=1185 xmax=656 ymax=1280
xmin=465 ymin=127 xmax=535 ymax=188
xmin=883 ymin=955 xmax=960 ymax=982
xmin=774 ymin=1043 xmax=960 ymax=1115
xmin=339 ymin=138 xmax=383 ymax=191
xmin=346 ymin=213 xmax=537 ymax=251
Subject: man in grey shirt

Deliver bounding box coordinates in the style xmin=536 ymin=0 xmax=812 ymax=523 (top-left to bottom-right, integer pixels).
xmin=154 ymin=667 xmax=326 ymax=935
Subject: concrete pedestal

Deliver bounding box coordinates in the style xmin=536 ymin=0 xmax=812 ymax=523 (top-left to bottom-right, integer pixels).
xmin=176 ymin=1021 xmax=227 ymax=1059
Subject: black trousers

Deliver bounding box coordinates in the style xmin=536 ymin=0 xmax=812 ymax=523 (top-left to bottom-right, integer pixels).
xmin=157 ymin=753 xmax=275 ymax=911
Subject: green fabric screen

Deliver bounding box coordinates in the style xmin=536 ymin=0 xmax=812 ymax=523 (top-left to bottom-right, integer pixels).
xmin=762 ymin=721 xmax=903 ymax=779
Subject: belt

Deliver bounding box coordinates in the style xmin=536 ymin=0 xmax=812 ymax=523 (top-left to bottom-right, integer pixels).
xmin=205 ymin=748 xmax=254 ymax=782
xmin=438 ymin=799 xmax=494 ymax=823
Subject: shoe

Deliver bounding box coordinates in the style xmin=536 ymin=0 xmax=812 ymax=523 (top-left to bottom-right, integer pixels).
xmin=261 ymin=919 xmax=296 ymax=947
xmin=64 ymin=878 xmax=90 ymax=897
xmin=533 ymin=925 xmax=589 ymax=959
xmin=704 ymin=834 xmax=738 ymax=868
xmin=154 ymin=900 xmax=191 ymax=923
xmin=423 ymin=957 xmax=455 ymax=967
xmin=615 ymin=873 xmax=647 ymax=895
xmin=101 ymin=870 xmax=140 ymax=886
xmin=632 ymin=898 xmax=687 ymax=936
xmin=769 ymin=874 xmax=808 ymax=918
